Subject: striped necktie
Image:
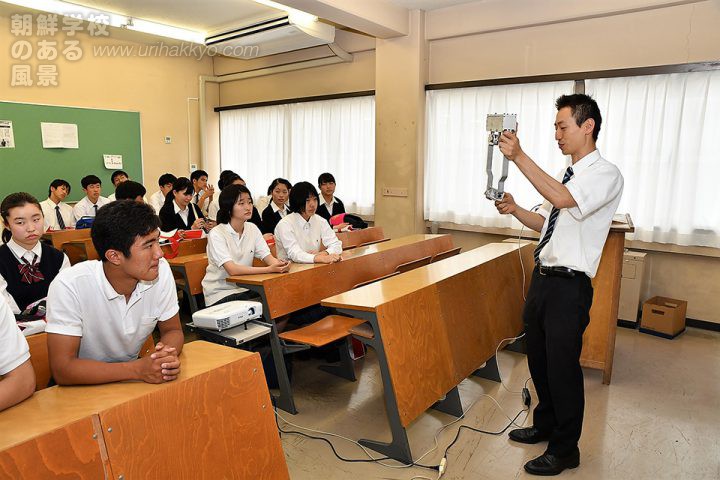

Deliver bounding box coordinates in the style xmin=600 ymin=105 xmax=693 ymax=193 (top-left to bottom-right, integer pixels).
xmin=55 ymin=205 xmax=66 ymax=229
xmin=18 ymin=253 xmax=45 ymax=284
xmin=534 ymin=166 xmax=574 ymax=264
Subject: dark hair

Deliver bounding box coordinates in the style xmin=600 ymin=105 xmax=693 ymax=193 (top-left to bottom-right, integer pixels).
xmin=190 ymin=169 xmax=208 ymax=182
xmin=48 ymin=178 xmax=71 ymax=197
xmin=288 ymin=181 xmax=319 ymax=214
xmin=115 ymin=180 xmax=146 ymax=201
xmin=318 ymin=172 xmax=336 ymax=186
xmin=266 ymin=178 xmax=292 ymax=196
xmin=81 ymin=175 xmax=102 ymax=189
xmin=92 ymin=200 xmax=160 ymax=262
xmin=216 ymin=184 xmax=253 ymax=224
xmin=111 ymin=170 xmax=129 ymax=185
xmin=158 ymin=173 xmax=177 ymax=187
xmin=555 ymin=93 xmax=602 ymax=142
xmin=1 ymin=192 xmax=43 ymax=243
xmin=219 ymin=173 xmax=243 ymax=191
xmin=217 ymin=170 xmax=234 ymax=190
xmin=163 ymin=177 xmax=193 ymax=207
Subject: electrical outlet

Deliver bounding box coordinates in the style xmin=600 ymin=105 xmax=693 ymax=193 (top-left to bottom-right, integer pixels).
xmin=190 ymin=164 xmax=198 ymax=172
xmin=164 ymin=136 xmax=172 ymax=144
xmin=382 ymin=187 xmax=408 ymax=197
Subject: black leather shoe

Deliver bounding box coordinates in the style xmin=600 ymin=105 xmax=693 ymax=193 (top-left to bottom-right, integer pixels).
xmin=524 ymin=448 xmax=580 ymax=476
xmin=508 ymin=427 xmax=550 ymax=444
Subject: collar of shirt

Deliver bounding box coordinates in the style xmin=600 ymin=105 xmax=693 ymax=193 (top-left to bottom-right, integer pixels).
xmin=173 ymin=201 xmax=187 ymax=215
xmin=221 ymin=222 xmax=246 ymax=241
xmin=45 ymin=198 xmax=61 ymax=207
xmin=289 ymin=212 xmax=313 ymax=231
xmin=95 ymin=260 xmax=155 ymax=302
xmin=7 ymin=238 xmax=42 ymax=263
xmin=322 ymin=196 xmax=337 ymax=208
xmin=569 ymin=149 xmax=601 ymax=177
xmin=271 ymin=202 xmax=289 ymax=215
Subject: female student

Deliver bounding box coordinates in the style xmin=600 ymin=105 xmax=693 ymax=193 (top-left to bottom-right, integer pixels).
xmin=260 ymin=178 xmax=292 ymax=235
xmin=158 ymin=177 xmax=207 ymax=232
xmin=202 ymin=184 xmax=290 ymax=307
xmin=274 ymin=181 xmax=342 ymax=264
xmin=208 ymin=172 xmax=263 ymax=230
xmin=0 ymin=193 xmax=70 ymax=315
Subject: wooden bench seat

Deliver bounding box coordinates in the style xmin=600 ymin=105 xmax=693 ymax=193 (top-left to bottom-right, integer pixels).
xmin=348 ymin=322 xmax=374 ymax=340
xmin=279 ymin=316 xmax=365 ymax=348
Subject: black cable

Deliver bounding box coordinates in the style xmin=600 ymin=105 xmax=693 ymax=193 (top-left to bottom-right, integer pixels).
xmin=441 ymin=407 xmax=528 ymax=461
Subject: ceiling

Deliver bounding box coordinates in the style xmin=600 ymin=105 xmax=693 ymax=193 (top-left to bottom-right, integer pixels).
xmin=386 ymin=0 xmax=479 ymax=11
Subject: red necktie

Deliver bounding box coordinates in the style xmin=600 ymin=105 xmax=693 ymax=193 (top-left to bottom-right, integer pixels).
xmin=18 ymin=253 xmax=45 ymax=284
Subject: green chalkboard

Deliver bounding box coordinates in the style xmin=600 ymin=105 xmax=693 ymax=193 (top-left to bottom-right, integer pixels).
xmin=0 ymin=101 xmax=142 ymax=203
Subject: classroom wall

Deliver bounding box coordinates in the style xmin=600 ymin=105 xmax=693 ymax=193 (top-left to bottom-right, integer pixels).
xmin=0 ymin=5 xmax=214 ymax=198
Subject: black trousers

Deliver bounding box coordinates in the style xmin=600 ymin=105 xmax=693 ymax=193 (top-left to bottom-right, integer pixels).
xmin=524 ymin=267 xmax=593 ymax=456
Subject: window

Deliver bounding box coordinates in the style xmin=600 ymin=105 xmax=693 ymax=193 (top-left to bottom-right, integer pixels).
xmin=220 ymin=95 xmax=375 ymax=215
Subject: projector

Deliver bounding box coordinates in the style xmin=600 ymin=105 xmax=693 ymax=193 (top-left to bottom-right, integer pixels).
xmin=192 ymin=301 xmax=263 ymax=331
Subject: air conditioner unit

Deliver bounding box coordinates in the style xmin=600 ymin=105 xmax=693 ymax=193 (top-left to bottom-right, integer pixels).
xmin=205 ymin=14 xmax=335 ymax=59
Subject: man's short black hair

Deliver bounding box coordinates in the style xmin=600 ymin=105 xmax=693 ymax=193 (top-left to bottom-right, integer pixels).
xmin=190 ymin=169 xmax=208 ymax=182
xmin=158 ymin=173 xmax=176 ymax=187
xmin=91 ymin=200 xmax=159 ymax=262
xmin=115 ymin=180 xmax=147 ymax=201
xmin=289 ymin=181 xmax=318 ymax=214
xmin=318 ymin=172 xmax=336 ymax=186
xmin=81 ymin=175 xmax=102 ymax=189
xmin=48 ymin=178 xmax=71 ymax=197
xmin=555 ymin=93 xmax=602 ymax=142
xmin=111 ymin=170 xmax=129 ymax=185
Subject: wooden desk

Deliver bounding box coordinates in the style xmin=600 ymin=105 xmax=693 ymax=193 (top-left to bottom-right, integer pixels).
xmin=0 ymin=341 xmax=288 ymax=480
xmin=42 ymin=229 xmax=91 ymax=250
xmin=161 ymin=237 xmax=207 ymax=257
xmin=321 ymin=242 xmax=534 ymax=463
xmin=62 ymin=239 xmax=99 ymax=264
xmin=226 ymin=234 xmax=454 ymax=414
xmin=336 ymin=226 xmax=387 ymax=249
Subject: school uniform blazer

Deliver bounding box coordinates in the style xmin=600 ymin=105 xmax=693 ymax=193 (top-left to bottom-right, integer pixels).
xmin=316 ymin=197 xmax=346 ymax=222
xmin=261 ymin=204 xmax=290 ymax=235
xmin=158 ymin=201 xmax=205 ymax=231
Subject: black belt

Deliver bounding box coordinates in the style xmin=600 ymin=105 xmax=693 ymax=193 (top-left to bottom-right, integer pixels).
xmin=536 ymin=265 xmax=585 ymax=278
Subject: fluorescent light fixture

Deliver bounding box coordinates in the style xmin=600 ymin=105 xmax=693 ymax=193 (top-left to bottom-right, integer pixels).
xmin=250 ymin=0 xmax=319 ymax=24
xmin=2 ymin=0 xmax=205 ymax=43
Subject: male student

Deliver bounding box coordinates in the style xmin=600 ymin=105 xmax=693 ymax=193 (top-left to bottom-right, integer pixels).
xmin=40 ymin=178 xmax=74 ymax=230
xmin=315 ymin=172 xmax=346 ymax=223
xmin=495 ymin=94 xmax=623 ymax=476
xmin=190 ymin=169 xmax=214 ymax=214
xmin=149 ymin=173 xmax=177 ymax=213
xmin=114 ymin=180 xmax=146 ymax=202
xmin=72 ymin=175 xmax=110 ymax=222
xmin=106 ymin=170 xmax=129 ymax=201
xmin=0 ymin=296 xmax=35 ymax=411
xmin=46 ymin=200 xmax=184 ymax=385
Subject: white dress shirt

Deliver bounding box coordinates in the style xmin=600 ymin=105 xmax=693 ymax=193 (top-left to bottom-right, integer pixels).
xmin=536 ymin=149 xmax=624 ymax=278
xmin=207 ymin=198 xmax=220 ymax=221
xmin=191 ymin=190 xmax=210 ymax=213
xmin=149 ymin=190 xmax=166 ymax=213
xmin=174 ymin=201 xmax=191 ymax=227
xmin=322 ymin=196 xmax=338 ymax=217
xmin=45 ymin=258 xmax=179 ymax=362
xmin=40 ymin=198 xmax=74 ymax=230
xmin=202 ymin=222 xmax=270 ymax=306
xmin=274 ymin=212 xmax=342 ymax=264
xmin=0 ymin=297 xmax=30 ymax=375
xmin=270 ymin=201 xmax=290 ymax=218
xmin=72 ymin=195 xmax=111 ymax=222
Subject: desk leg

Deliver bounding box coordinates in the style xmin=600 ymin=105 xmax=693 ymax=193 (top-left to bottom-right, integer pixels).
xmin=431 ymin=386 xmax=463 ymax=418
xmin=341 ymin=309 xmax=413 ymax=465
xmin=170 ymin=265 xmax=199 ymax=314
xmin=473 ymin=355 xmax=501 ymax=382
xmin=318 ymin=338 xmax=357 ymax=381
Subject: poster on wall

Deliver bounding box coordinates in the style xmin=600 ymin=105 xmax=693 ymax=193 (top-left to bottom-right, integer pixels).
xmin=41 ymin=122 xmax=79 ymax=149
xmin=0 ymin=120 xmax=15 ymax=148
xmin=103 ymin=154 xmax=123 ymax=169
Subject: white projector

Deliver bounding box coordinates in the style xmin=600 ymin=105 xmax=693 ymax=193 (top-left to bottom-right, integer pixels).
xmin=192 ymin=301 xmax=263 ymax=331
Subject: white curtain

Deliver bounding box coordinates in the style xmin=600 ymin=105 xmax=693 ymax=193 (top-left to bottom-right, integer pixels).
xmin=424 ymin=81 xmax=575 ymax=227
xmin=220 ymin=96 xmax=375 ymax=215
xmin=587 ymin=71 xmax=720 ymax=247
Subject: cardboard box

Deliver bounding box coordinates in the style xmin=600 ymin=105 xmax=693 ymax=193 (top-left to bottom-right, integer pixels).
xmin=640 ymin=296 xmax=687 ymax=339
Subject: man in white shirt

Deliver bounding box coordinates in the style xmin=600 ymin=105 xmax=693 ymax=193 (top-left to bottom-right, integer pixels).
xmin=46 ymin=200 xmax=184 ymax=385
xmin=274 ymin=181 xmax=342 ymax=264
xmin=495 ymin=94 xmax=623 ymax=476
xmin=106 ymin=170 xmax=128 ymax=201
xmin=0 ymin=296 xmax=35 ymax=411
xmin=40 ymin=179 xmax=74 ymax=230
xmin=72 ymin=175 xmax=111 ymax=222
xmin=190 ymin=169 xmax=214 ymax=214
xmin=149 ymin=173 xmax=177 ymax=213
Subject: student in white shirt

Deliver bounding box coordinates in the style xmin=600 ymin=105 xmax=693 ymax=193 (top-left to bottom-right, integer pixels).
xmin=495 ymin=94 xmax=623 ymax=476
xmin=202 ymin=184 xmax=289 ymax=307
xmin=209 ymin=172 xmax=264 ymax=232
xmin=190 ymin=169 xmax=214 ymax=214
xmin=316 ymin=172 xmax=347 ymax=224
xmin=274 ymin=181 xmax=342 ymax=264
xmin=72 ymin=175 xmax=110 ymax=222
xmin=0 ymin=193 xmax=70 ymax=315
xmin=148 ymin=173 xmax=177 ymax=213
xmin=260 ymin=178 xmax=292 ymax=235
xmin=114 ymin=180 xmax=146 ymax=203
xmin=40 ymin=179 xmax=74 ymax=230
xmin=106 ymin=170 xmax=128 ymax=201
xmin=0 ymin=296 xmax=35 ymax=411
xmin=46 ymin=200 xmax=184 ymax=385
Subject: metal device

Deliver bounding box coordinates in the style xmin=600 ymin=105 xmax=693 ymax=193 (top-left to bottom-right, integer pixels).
xmin=484 ymin=113 xmax=517 ymax=201
xmin=191 ymin=300 xmax=263 ymax=331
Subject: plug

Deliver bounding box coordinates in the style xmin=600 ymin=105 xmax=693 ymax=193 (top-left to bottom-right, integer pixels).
xmin=522 ymin=387 xmax=531 ymax=407
xmin=438 ymin=457 xmax=447 ymax=477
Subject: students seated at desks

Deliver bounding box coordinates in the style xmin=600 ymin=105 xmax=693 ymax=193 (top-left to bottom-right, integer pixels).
xmin=45 ymin=201 xmax=183 ymax=385
xmin=149 ymin=173 xmax=177 ymax=213
xmin=274 ymin=181 xmax=342 ymax=264
xmin=158 ymin=177 xmax=208 ymax=232
xmin=208 ymin=172 xmax=263 ymax=229
xmin=316 ymin=172 xmax=346 ymax=223
xmin=190 ymin=169 xmax=214 ymax=214
xmin=114 ymin=180 xmax=146 ymax=202
xmin=0 ymin=296 xmax=35 ymax=411
xmin=202 ymin=184 xmax=290 ymax=307
xmin=261 ymin=178 xmax=292 ymax=235
xmin=72 ymin=175 xmax=110 ymax=222
xmin=40 ymin=178 xmax=74 ymax=230
xmin=0 ymin=193 xmax=70 ymax=315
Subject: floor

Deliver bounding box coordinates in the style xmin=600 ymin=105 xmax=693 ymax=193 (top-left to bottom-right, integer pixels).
xmin=270 ymin=327 xmax=720 ymax=479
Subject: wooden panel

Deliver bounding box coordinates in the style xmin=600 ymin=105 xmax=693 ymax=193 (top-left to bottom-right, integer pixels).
xmin=62 ymin=239 xmax=99 ymax=264
xmin=26 ymin=333 xmax=50 ymax=391
xmin=0 ymin=416 xmax=104 ymax=480
xmin=43 ymin=229 xmax=91 ymax=250
xmin=99 ymin=353 xmax=289 ymax=480
xmin=336 ymin=226 xmax=386 ymax=249
xmin=161 ymin=237 xmax=208 ymax=257
xmin=279 ymin=315 xmax=365 ymax=347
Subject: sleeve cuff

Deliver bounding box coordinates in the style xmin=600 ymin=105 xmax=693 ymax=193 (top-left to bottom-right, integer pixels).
xmin=159 ymin=304 xmax=180 ymax=322
xmin=565 ymin=182 xmax=586 ymax=220
xmin=44 ymin=324 xmax=82 ymax=337
xmin=0 ymin=351 xmax=30 ymax=376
